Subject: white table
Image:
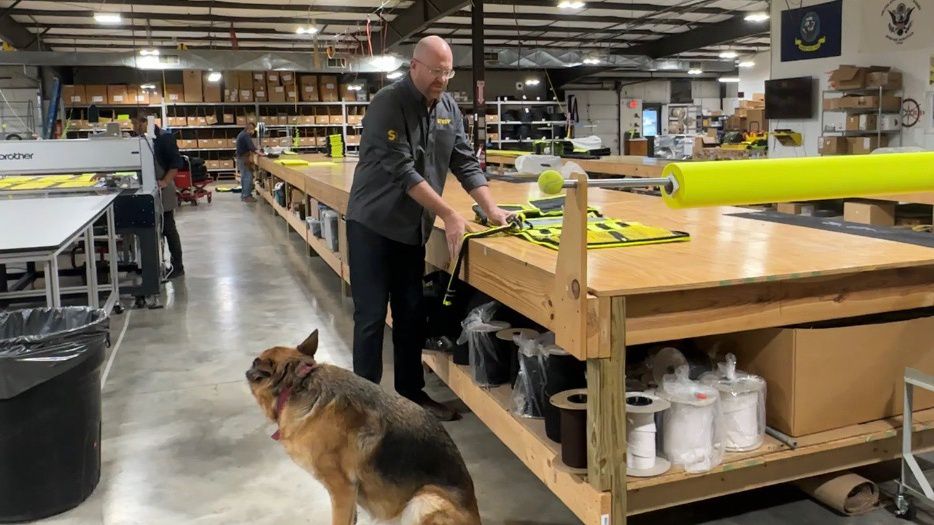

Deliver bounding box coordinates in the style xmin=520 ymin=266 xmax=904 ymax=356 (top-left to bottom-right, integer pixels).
xmin=0 ymin=194 xmax=120 ymax=310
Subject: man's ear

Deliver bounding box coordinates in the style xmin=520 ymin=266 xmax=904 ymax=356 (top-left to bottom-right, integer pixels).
xmin=297 ymin=329 xmax=319 ymax=357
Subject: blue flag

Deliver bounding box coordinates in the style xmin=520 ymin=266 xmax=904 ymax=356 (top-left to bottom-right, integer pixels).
xmin=781 ymin=0 xmax=843 ymax=62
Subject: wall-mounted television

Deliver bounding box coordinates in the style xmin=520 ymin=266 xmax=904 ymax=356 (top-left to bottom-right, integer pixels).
xmin=764 ymin=76 xmax=814 ymax=119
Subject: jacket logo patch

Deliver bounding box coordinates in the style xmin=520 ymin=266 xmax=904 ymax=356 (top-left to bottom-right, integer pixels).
xmin=436 ymin=117 xmax=452 ymax=126
xmin=387 ymin=129 xmax=397 ymax=141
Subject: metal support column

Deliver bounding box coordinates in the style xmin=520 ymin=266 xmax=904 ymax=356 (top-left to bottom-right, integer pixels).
xmin=471 ymin=0 xmax=486 ymax=148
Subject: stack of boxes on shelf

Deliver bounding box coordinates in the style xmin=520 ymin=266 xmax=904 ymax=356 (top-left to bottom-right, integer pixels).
xmin=725 ymin=94 xmax=767 ymax=132
xmin=819 ymin=65 xmax=902 ymax=156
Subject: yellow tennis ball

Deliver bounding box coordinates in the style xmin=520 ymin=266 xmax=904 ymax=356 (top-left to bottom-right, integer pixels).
xmin=538 ymin=169 xmax=564 ymax=194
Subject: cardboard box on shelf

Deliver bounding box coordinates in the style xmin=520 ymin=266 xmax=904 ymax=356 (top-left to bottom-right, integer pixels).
xmin=319 ymin=75 xmax=338 ymax=102
xmin=725 ymin=115 xmax=746 ymax=130
xmin=63 ymin=85 xmax=87 ymax=105
xmin=165 ymin=84 xmax=184 ymax=103
xmin=879 ymin=114 xmax=901 ymax=130
xmin=203 ymin=73 xmax=222 ymax=102
xmin=347 ymin=115 xmax=363 ymax=125
xmin=205 ymin=114 xmax=218 ymax=125
xmin=269 ymin=85 xmax=286 ymax=103
xmin=300 ymin=75 xmax=319 ymax=102
xmin=828 ymin=65 xmax=867 ymax=90
xmin=147 ymin=87 xmax=163 ymax=105
xmin=129 ymin=86 xmax=150 ymax=105
xmin=285 ymin=83 xmax=299 ymax=102
xmin=845 ymin=115 xmax=861 ymax=131
xmin=329 ymin=114 xmax=343 ymax=125
xmin=236 ymin=115 xmax=247 ymax=127
xmin=254 ymin=87 xmax=267 ymax=102
xmin=177 ymin=139 xmax=198 ymax=149
xmin=734 ymin=107 xmax=748 ymax=118
xmin=280 ymin=71 xmax=295 ymax=84
xmin=222 ymin=112 xmax=235 ymax=124
xmin=822 ymin=97 xmax=841 ymax=110
xmin=858 ymin=113 xmax=878 ymax=131
xmin=697 ymin=312 xmax=934 ymax=436
xmin=837 ymin=95 xmax=901 ymax=112
xmin=844 ymin=199 xmax=896 ymax=226
xmin=167 ymin=116 xmax=186 ymax=126
xmin=182 ymin=70 xmax=203 ymax=102
xmin=315 ymin=114 xmax=330 ymax=125
xmin=752 ymin=92 xmax=765 ymax=103
xmin=819 ymin=136 xmax=848 ymax=155
xmin=847 ymin=135 xmax=887 ymax=154
xmin=267 ymin=71 xmax=280 ymax=85
xmin=300 ymin=115 xmax=316 ymax=125
xmin=106 ymin=85 xmax=127 ymax=104
xmin=252 ymin=71 xmax=266 ymax=85
xmin=288 ymin=115 xmax=300 ymax=125
xmin=865 ymin=70 xmax=903 ymax=90
xmin=236 ymin=71 xmax=252 ymax=88
xmin=240 ymin=88 xmax=253 ymax=103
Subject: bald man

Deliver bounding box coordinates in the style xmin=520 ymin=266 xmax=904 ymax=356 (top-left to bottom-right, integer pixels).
xmin=346 ymin=35 xmax=510 ymax=420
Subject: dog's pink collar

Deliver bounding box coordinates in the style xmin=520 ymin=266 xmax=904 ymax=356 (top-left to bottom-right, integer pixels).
xmin=271 ymin=361 xmax=315 ymax=441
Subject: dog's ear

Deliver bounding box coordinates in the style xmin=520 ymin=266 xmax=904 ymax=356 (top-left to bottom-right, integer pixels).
xmin=297 ymin=330 xmax=319 ymax=357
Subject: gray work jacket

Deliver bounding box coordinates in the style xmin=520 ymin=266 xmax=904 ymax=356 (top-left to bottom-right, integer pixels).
xmin=346 ymin=74 xmax=488 ymax=246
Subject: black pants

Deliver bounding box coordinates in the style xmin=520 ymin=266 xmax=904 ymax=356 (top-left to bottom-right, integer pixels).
xmin=348 ymin=220 xmax=425 ymax=398
xmin=162 ymin=211 xmax=184 ymax=271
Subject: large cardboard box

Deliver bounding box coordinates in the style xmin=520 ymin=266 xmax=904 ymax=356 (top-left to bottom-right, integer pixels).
xmin=284 ymin=83 xmax=299 ymax=102
xmin=858 ymin=113 xmax=878 ymax=131
xmin=106 ymin=85 xmax=128 ymax=104
xmin=63 ymin=85 xmax=87 ymax=105
xmin=254 ymin=86 xmax=268 ymax=102
xmin=699 ymin=312 xmax=934 ymax=436
xmin=847 ymin=135 xmax=886 ymax=154
xmin=315 ymin=115 xmax=330 ymax=125
xmin=269 ymin=85 xmax=286 ymax=103
xmin=865 ymin=70 xmax=903 ymax=90
xmin=203 ymin=73 xmax=222 ymax=102
xmin=237 ymin=71 xmax=253 ymax=89
xmin=828 ymin=65 xmax=866 ymax=90
xmin=267 ymin=71 xmax=280 ymax=85
xmin=223 ymin=72 xmax=239 ymax=102
xmin=845 ymin=115 xmax=860 ymax=131
xmin=880 ymin=114 xmax=901 ymax=131
xmin=252 ymin=71 xmax=266 ymax=86
xmin=746 ymin=109 xmax=767 ymax=132
xmin=299 ymin=75 xmax=319 ymax=102
xmin=182 ymin=70 xmax=203 ymax=102
xmin=837 ymin=95 xmax=901 ymax=112
xmin=279 ymin=71 xmax=295 ymax=84
xmin=319 ymin=75 xmax=338 ymax=102
xmin=240 ymin=88 xmax=254 ymax=103
xmin=127 ymin=85 xmax=150 ymax=105
xmin=819 ymin=136 xmax=848 ymax=155
xmin=844 ymin=199 xmax=896 ymax=226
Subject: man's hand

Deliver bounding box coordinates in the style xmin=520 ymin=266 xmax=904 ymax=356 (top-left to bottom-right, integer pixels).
xmin=158 ymin=179 xmax=168 ymax=189
xmin=485 ymin=207 xmax=514 ymax=226
xmin=441 ymin=210 xmax=468 ymax=260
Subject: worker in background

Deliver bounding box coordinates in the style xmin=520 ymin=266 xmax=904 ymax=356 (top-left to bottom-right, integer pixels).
xmin=346 ymin=35 xmax=511 ymax=421
xmin=134 ymin=114 xmax=185 ymax=280
xmin=236 ymin=122 xmax=261 ymax=203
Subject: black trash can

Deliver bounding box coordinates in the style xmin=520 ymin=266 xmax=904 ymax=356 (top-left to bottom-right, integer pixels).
xmin=0 ymin=307 xmax=109 ymax=523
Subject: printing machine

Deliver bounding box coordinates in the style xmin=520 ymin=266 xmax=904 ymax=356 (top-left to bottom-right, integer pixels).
xmin=0 ymin=134 xmax=164 ymax=308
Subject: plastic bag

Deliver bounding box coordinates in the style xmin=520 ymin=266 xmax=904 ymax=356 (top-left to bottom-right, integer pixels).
xmin=700 ymin=353 xmax=767 ymax=452
xmin=659 ymin=365 xmax=724 ymax=473
xmin=512 ymin=334 xmax=547 ymax=418
xmin=0 ymin=307 xmax=109 ymax=399
xmin=457 ymin=302 xmax=510 ymax=387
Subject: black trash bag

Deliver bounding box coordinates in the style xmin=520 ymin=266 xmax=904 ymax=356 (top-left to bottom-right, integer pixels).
xmin=188 ymin=157 xmax=209 ymax=182
xmin=0 ymin=306 xmax=109 ymax=523
xmin=0 ymin=307 xmax=109 ymax=399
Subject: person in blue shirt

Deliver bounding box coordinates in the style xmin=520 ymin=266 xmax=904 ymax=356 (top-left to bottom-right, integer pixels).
xmin=135 ymin=114 xmax=185 ymax=279
xmin=235 ymin=122 xmax=261 ymax=203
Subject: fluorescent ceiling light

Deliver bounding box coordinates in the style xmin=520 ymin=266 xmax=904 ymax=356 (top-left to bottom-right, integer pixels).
xmin=386 ymin=71 xmax=403 ymax=80
xmin=525 ymin=78 xmax=541 ymax=86
xmin=371 ymin=54 xmax=401 ymax=72
xmin=139 ymin=48 xmax=159 ymax=56
xmin=718 ymin=50 xmax=738 ymax=59
xmin=744 ymin=12 xmax=769 ymax=22
xmin=658 ymin=61 xmax=680 ymax=70
xmin=558 ymin=1 xmax=585 ymax=9
xmin=296 ymin=26 xmax=318 ymax=35
xmin=688 ymin=68 xmax=703 ymax=75
xmin=135 ymin=55 xmax=164 ymax=70
xmin=347 ymin=84 xmax=363 ymax=91
xmin=140 ymin=83 xmax=156 ymax=90
xmin=718 ymin=76 xmax=740 ymax=83
xmin=582 ymin=57 xmax=601 ymax=65
xmin=94 ymin=12 xmax=122 ymax=24
xmin=738 ymin=60 xmax=755 ymax=68
xmin=207 ymin=71 xmax=222 ymax=82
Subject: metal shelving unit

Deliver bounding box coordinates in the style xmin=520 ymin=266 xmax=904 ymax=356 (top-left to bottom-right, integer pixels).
xmin=820 ymin=85 xmax=903 ymax=150
xmin=485 ymin=99 xmax=566 ymax=148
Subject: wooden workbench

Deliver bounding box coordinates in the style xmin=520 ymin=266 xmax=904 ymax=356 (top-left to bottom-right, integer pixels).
xmin=254 ymin=153 xmax=934 ymax=525
xmin=487 ymin=154 xmax=670 ymax=179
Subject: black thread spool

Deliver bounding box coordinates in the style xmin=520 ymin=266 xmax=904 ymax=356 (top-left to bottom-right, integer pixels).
xmin=543 ymin=345 xmax=587 ymax=442
xmin=468 ymin=321 xmax=510 ymax=386
xmin=453 ymin=340 xmax=470 ymax=365
xmin=551 ymin=389 xmax=588 ymax=469
xmin=495 ymin=328 xmax=540 ymax=387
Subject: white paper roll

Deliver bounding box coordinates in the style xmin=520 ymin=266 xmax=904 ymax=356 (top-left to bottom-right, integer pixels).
xmin=663 ymin=402 xmax=717 ymax=472
xmin=722 ymin=391 xmax=761 ymax=450
xmin=627 ymin=412 xmax=657 ymax=470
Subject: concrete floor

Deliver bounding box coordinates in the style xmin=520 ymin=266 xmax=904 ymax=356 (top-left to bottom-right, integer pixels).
xmin=34 ymin=193 xmax=933 ymax=525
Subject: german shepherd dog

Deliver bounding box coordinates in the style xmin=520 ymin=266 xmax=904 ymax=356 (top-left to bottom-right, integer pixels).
xmin=246 ymin=330 xmax=481 ymax=525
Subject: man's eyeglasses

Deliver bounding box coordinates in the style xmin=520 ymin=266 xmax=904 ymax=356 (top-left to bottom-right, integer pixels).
xmin=413 ymin=58 xmax=456 ymax=80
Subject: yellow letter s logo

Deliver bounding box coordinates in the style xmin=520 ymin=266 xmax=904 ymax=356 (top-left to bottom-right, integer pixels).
xmin=387 ymin=129 xmax=397 ymax=141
